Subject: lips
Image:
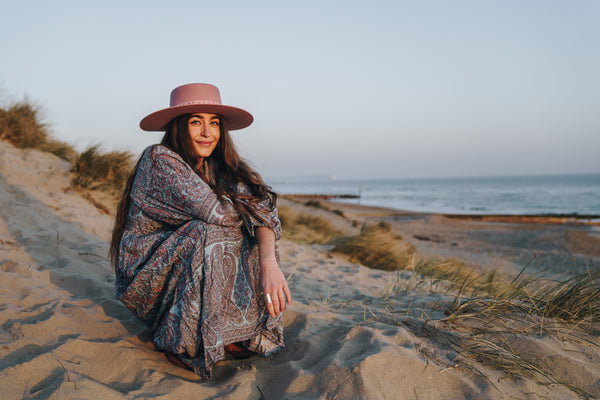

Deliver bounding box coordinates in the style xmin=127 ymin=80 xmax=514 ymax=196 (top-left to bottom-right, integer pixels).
xmin=195 ymin=141 xmax=214 ymax=146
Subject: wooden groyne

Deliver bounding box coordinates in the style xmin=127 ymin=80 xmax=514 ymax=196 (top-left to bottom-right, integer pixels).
xmin=282 ymin=193 xmax=360 ymax=200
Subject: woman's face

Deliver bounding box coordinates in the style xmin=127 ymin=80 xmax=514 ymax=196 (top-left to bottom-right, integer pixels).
xmin=187 ymin=113 xmax=221 ymax=159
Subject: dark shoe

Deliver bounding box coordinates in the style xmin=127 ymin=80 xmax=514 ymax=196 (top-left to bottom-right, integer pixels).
xmin=224 ymin=342 xmax=253 ymax=359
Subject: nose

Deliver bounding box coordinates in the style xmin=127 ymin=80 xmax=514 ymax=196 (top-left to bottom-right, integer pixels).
xmin=200 ymin=123 xmax=209 ymax=137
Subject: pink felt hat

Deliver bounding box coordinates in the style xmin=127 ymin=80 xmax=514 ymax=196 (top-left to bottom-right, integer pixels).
xmin=140 ymin=83 xmax=253 ymax=131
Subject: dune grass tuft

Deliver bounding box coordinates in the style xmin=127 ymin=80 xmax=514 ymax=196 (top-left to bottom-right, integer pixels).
xmin=304 ymin=199 xmax=326 ymax=209
xmin=71 ymin=145 xmax=134 ymax=196
xmin=534 ymin=270 xmax=600 ymax=323
xmin=332 ymin=222 xmax=415 ymax=271
xmin=298 ymin=199 xmax=344 ymax=216
xmin=357 ymin=264 xmax=600 ymax=398
xmin=0 ymin=100 xmax=48 ymax=148
xmin=0 ymin=99 xmax=77 ymax=162
xmin=400 ymin=257 xmax=508 ymax=297
xmin=443 ymin=267 xmax=600 ymax=327
xmin=41 ymin=139 xmax=79 ymax=162
xmin=278 ymin=205 xmax=346 ymax=244
xmin=438 ymin=270 xmax=600 ymax=397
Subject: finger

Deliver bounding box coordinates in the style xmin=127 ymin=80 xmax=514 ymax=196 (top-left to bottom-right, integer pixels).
xmin=265 ymin=299 xmax=276 ymax=318
xmin=283 ymin=282 xmax=292 ymax=304
xmin=278 ymin=288 xmax=286 ymax=312
xmin=271 ymin=293 xmax=281 ymax=315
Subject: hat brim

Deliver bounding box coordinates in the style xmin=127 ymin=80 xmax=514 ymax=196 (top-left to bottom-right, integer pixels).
xmin=140 ymin=104 xmax=253 ymax=131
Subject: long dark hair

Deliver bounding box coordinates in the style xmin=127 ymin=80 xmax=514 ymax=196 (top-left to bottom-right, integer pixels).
xmin=109 ymin=114 xmax=277 ymax=266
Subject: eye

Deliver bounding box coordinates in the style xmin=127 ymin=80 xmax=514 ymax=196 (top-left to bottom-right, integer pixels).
xmin=210 ymin=120 xmax=220 ymax=126
xmin=190 ymin=119 xmax=201 ymax=125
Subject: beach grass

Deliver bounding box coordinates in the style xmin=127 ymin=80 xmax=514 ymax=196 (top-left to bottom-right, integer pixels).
xmin=534 ymin=270 xmax=600 ymax=323
xmin=0 ymin=99 xmax=77 ymax=161
xmin=278 ymin=205 xmax=346 ymax=244
xmin=321 ymin=264 xmax=600 ymax=398
xmin=332 ymin=222 xmax=415 ymax=271
xmin=0 ymin=97 xmax=134 ymax=199
xmin=281 ymin=207 xmax=498 ymax=293
xmin=280 ymin=206 xmax=497 ymax=289
xmin=71 ymin=145 xmax=134 ymax=196
xmin=304 ymin=199 xmax=327 ymax=209
xmin=41 ymin=138 xmax=79 ymax=162
xmin=309 ymin=264 xmax=599 ymax=397
xmin=303 ymin=199 xmax=345 ymax=216
xmin=279 ymin=206 xmax=419 ymax=270
xmin=375 ymin=265 xmax=600 ymax=398
xmin=0 ymin=100 xmax=48 ymax=148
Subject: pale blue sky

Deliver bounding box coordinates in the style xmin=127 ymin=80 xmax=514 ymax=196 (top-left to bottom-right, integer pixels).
xmin=1 ymin=0 xmax=599 ymax=179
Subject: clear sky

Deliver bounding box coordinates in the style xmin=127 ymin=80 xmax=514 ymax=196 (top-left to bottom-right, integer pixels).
xmin=1 ymin=0 xmax=599 ymax=179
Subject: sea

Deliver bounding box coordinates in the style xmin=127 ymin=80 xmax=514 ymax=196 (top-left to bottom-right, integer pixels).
xmin=269 ymin=173 xmax=600 ymax=216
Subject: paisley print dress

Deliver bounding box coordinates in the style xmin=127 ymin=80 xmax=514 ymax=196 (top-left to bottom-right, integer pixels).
xmin=114 ymin=145 xmax=283 ymax=378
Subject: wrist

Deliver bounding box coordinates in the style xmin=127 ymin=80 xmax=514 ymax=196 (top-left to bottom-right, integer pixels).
xmin=259 ymin=253 xmax=277 ymax=263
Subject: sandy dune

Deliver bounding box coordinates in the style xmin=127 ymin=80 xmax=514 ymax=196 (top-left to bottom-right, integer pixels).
xmin=1 ymin=141 xmax=599 ymax=399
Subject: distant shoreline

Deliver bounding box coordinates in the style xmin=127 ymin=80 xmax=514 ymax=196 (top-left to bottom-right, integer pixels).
xmin=283 ymin=194 xmax=600 ymax=226
xmin=274 ymin=174 xmax=600 ymax=217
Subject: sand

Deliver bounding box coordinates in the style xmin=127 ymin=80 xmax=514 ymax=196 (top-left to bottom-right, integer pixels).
xmin=1 ymin=140 xmax=599 ymax=399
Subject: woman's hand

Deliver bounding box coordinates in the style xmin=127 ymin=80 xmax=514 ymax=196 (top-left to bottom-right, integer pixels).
xmin=260 ymin=255 xmax=291 ymax=317
xmin=256 ymin=227 xmax=292 ymax=317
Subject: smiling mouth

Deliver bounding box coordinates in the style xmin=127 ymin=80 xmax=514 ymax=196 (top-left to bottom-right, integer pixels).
xmin=195 ymin=141 xmax=213 ymax=146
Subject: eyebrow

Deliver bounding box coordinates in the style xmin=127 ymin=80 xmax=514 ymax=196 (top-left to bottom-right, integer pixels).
xmin=189 ymin=114 xmax=220 ymax=120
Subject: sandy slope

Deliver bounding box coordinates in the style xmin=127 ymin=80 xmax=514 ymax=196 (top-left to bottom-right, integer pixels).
xmin=1 ymin=141 xmax=599 ymax=399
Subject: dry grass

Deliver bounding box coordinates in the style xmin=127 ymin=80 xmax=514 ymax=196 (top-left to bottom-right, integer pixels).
xmin=281 ymin=206 xmax=481 ymax=284
xmin=280 ymin=205 xmax=487 ymax=284
xmin=0 ymin=100 xmax=48 ymax=148
xmin=534 ymin=271 xmax=600 ymax=323
xmin=41 ymin=139 xmax=78 ymax=162
xmin=444 ymin=268 xmax=600 ymax=328
xmin=328 ymin=265 xmax=600 ymax=398
xmin=377 ymin=266 xmax=600 ymax=398
xmin=1 ymin=97 xmax=132 ymax=211
xmin=280 ymin=206 xmax=417 ymax=271
xmin=332 ymin=222 xmax=415 ymax=271
xmin=0 ymin=99 xmax=77 ymax=162
xmin=71 ymin=145 xmax=134 ymax=196
xmin=442 ymin=273 xmax=600 ymax=397
xmin=322 ymin=252 xmax=600 ymax=397
xmin=402 ymin=256 xmax=510 ymax=297
xmin=305 ymin=199 xmax=345 ymax=216
xmin=304 ymin=199 xmax=327 ymax=209
xmin=278 ymin=205 xmax=345 ymax=244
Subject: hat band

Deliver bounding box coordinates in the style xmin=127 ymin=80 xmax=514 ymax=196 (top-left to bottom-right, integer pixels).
xmin=175 ymin=100 xmax=221 ymax=106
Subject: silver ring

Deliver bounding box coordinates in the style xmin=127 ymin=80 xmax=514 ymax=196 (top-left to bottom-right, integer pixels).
xmin=264 ymin=293 xmax=272 ymax=304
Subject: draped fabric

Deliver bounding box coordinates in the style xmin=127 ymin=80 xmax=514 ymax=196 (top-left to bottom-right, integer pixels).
xmin=114 ymin=145 xmax=283 ymax=378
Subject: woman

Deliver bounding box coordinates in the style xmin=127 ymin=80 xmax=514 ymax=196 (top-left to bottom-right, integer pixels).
xmin=109 ymin=83 xmax=291 ymax=378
